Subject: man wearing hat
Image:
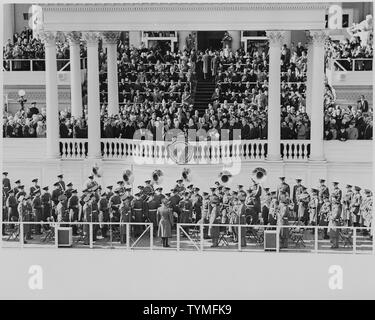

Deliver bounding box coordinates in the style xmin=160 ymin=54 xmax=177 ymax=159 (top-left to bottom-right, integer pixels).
xmin=308 ymin=189 xmax=319 ymax=225
xmin=268 ymin=192 xmax=278 ymax=225
xmin=31 ymin=189 xmax=42 ymax=235
xmin=98 ymin=191 xmax=110 ymax=238
xmin=192 ymin=187 xmax=202 ymax=223
xmin=41 ymin=187 xmax=52 ymax=221
xmin=12 ymin=180 xmax=21 ymax=197
xmin=328 ymin=197 xmax=342 ymax=249
xmin=332 ymin=182 xmax=342 ymax=203
xmin=351 ymin=186 xmax=362 ymax=227
xmin=57 ymin=174 xmax=66 ymax=191
xmin=143 ymin=180 xmax=154 ymax=198
xmin=174 ymin=179 xmax=185 ymax=194
xmin=6 ymin=189 xmax=18 ymax=223
xmin=2 ymin=172 xmax=11 ymax=197
xmin=106 ymin=186 xmax=114 ymax=201
xmin=154 ymin=187 xmax=165 ymax=206
xmin=146 ymin=192 xmax=159 ymax=237
xmin=200 ymin=192 xmax=210 ymax=238
xmin=276 ymin=177 xmax=290 ymax=201
xmin=51 ymin=182 xmax=62 ymax=207
xmin=297 ymin=186 xmax=310 ymax=225
xmin=30 ymin=178 xmax=40 ymax=196
xmin=119 ymin=195 xmax=133 ymax=243
xmin=16 ymin=185 xmax=26 ymax=201
xmin=67 ymin=189 xmax=79 ymax=235
xmin=179 ymin=192 xmax=193 ymax=236
xmin=318 ymin=179 xmax=329 ymax=209
xmin=319 ymin=196 xmax=331 ymax=239
xmin=82 ymin=193 xmax=93 ymax=245
xmin=292 ymin=178 xmax=304 ymax=218
xmin=56 ymin=194 xmax=69 ymax=223
xmin=132 ymin=192 xmax=147 ymax=237
xmin=109 ymin=189 xmax=121 ymax=222
xmin=169 ymin=189 xmax=182 ymax=225
xmin=342 ymin=185 xmax=353 ymax=226
xmin=116 ymin=181 xmax=126 ymax=196
xmin=64 ymin=183 xmax=74 ymax=199
xmin=18 ymin=195 xmax=30 ymax=243
xmin=361 ymin=189 xmax=372 ymax=233
xmin=261 ymin=188 xmax=271 ymax=225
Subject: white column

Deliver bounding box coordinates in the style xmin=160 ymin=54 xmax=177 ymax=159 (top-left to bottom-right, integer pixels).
xmin=3 ymin=4 xmax=15 ymax=44
xmin=40 ymin=31 xmax=60 ymax=159
xmin=83 ymin=32 xmax=101 ymax=159
xmin=102 ymin=31 xmax=120 ymax=116
xmin=266 ymin=31 xmax=285 ymax=161
xmin=309 ymin=30 xmax=328 ymax=161
xmin=305 ymin=33 xmax=314 ymax=116
xmin=228 ymin=31 xmax=241 ymax=51
xmin=67 ymin=32 xmax=83 ymax=119
xmin=129 ymin=31 xmax=142 ymax=48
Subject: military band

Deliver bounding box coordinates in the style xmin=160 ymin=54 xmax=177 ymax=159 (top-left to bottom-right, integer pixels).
xmin=2 ymin=172 xmax=373 ymax=250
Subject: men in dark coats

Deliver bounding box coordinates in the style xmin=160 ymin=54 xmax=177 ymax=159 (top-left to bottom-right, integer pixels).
xmin=192 ymin=187 xmax=202 ymax=223
xmin=276 ymin=177 xmax=290 ymax=200
xmin=292 ymin=178 xmax=305 ymax=217
xmin=2 ymin=172 xmax=11 ymax=197
xmin=109 ymin=189 xmax=121 ymax=222
xmin=132 ymin=192 xmax=147 ymax=237
xmin=68 ymin=189 xmax=79 ymax=235
xmin=98 ymin=191 xmax=109 ymax=238
xmin=147 ymin=192 xmax=159 ymax=236
xmin=41 ymin=186 xmax=52 ymax=221
xmin=32 ymin=189 xmax=42 ymax=235
xmin=154 ymin=187 xmax=165 ymax=206
xmin=331 ymin=182 xmax=342 ymax=202
xmin=179 ymin=192 xmax=193 ymax=235
xmin=6 ymin=189 xmax=18 ymax=221
xmin=30 ymin=178 xmax=40 ymax=196
xmin=318 ymin=179 xmax=329 ymax=212
xmin=64 ymin=182 xmax=74 ymax=199
xmin=57 ymin=174 xmax=66 ymax=191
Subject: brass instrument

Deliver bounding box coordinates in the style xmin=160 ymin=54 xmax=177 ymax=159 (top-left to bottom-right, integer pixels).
xmin=122 ymin=169 xmax=134 ymax=185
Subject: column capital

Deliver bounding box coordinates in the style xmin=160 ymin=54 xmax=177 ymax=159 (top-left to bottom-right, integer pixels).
xmin=82 ymin=32 xmax=100 ymax=45
xmin=66 ymin=31 xmax=82 ymax=45
xmin=308 ymin=30 xmax=329 ymax=46
xmin=266 ymin=31 xmax=287 ymax=46
xmin=38 ymin=31 xmax=58 ymax=46
xmin=102 ymin=31 xmax=121 ymax=45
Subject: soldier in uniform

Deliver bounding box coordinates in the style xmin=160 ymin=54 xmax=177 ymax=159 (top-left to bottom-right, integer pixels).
xmin=41 ymin=186 xmax=52 ymax=221
xmin=154 ymin=187 xmax=165 ymax=206
xmin=209 ymin=199 xmax=221 ymax=247
xmin=64 ymin=182 xmax=74 ymax=199
xmin=342 ymin=184 xmax=353 ymax=226
xmin=318 ymin=196 xmax=331 ymax=239
xmin=57 ymin=174 xmax=66 ymax=191
xmin=200 ymin=192 xmax=210 ymax=239
xmin=179 ymin=192 xmax=193 ymax=235
xmin=157 ymin=198 xmax=174 ymax=248
xmin=82 ymin=194 xmax=92 ymax=245
xmin=361 ymin=189 xmax=372 ymax=236
xmin=84 ymin=175 xmax=98 ymax=191
xmin=2 ymin=172 xmax=11 ymax=197
xmin=169 ymin=188 xmax=181 ymax=226
xmin=143 ymin=180 xmax=154 ymax=198
xmin=109 ymin=188 xmax=121 ymax=222
xmin=31 ymin=189 xmax=42 ymax=235
xmin=16 ymin=185 xmax=26 ymax=201
xmin=308 ymin=189 xmax=319 ymax=226
xmin=351 ymin=186 xmax=362 ymax=227
xmin=328 ymin=197 xmax=342 ymax=248
xmin=132 ymin=192 xmax=147 ymax=237
xmin=6 ymin=189 xmax=18 ymax=222
xmin=18 ymin=196 xmax=29 ymax=243
xmin=147 ymin=192 xmax=159 ymax=237
xmin=68 ymin=189 xmax=79 ymax=235
xmin=191 ymin=187 xmax=202 ymax=223
xmin=261 ymin=188 xmax=271 ymax=225
xmin=56 ymin=194 xmax=69 ymax=224
xmin=98 ymin=191 xmax=109 ymax=238
xmin=276 ymin=177 xmax=290 ymax=200
xmin=174 ymin=179 xmax=185 ymax=194
xmin=30 ymin=178 xmax=40 ymax=196
xmin=268 ymin=192 xmax=279 ymax=226
xmin=331 ymin=182 xmax=342 ymax=203
xmin=292 ymin=178 xmax=304 ymax=218
xmin=318 ymin=179 xmax=329 ymax=212
xmin=116 ymin=181 xmax=126 ymax=195
xmin=106 ymin=186 xmax=114 ymax=201
xmin=51 ymin=182 xmax=62 ymax=219
xmin=12 ymin=179 xmax=21 ymax=197
xmin=278 ymin=199 xmax=289 ymax=248
xmin=297 ymin=187 xmax=310 ymax=225
xmin=90 ymin=189 xmax=99 ymax=240
xmin=119 ymin=196 xmax=133 ymax=244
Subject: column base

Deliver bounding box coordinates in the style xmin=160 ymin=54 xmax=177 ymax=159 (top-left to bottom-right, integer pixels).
xmin=266 ymin=155 xmax=282 ymax=162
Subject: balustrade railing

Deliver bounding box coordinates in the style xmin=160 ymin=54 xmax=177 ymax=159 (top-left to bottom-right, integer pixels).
xmin=331 ymin=58 xmax=373 ymax=72
xmin=60 ymin=139 xmax=88 ymax=159
xmin=58 ymin=138 xmax=312 ymax=161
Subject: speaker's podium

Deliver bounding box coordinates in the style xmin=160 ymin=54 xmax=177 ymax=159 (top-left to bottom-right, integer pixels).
xmin=57 ymin=227 xmax=73 ymax=247
xmin=264 ymin=229 xmax=277 ymax=251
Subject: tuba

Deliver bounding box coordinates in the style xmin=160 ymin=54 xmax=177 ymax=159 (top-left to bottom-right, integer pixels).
xmin=218 ymin=170 xmax=232 ymax=185
xmin=251 ymin=167 xmax=267 ymax=184
xmin=122 ymin=169 xmax=134 ymax=185
xmin=152 ymin=170 xmax=164 ymax=185
xmin=182 ymin=168 xmax=192 ymax=183
xmin=92 ymin=164 xmax=103 ymax=178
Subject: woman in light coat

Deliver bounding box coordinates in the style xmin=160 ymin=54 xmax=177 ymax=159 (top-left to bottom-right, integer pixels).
xmin=157 ymin=198 xmax=174 ymax=247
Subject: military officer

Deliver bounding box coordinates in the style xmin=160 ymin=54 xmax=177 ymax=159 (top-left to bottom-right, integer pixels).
xmin=169 ymin=189 xmax=181 ymax=225
xmin=251 ymin=181 xmax=262 ymax=217
xmin=351 ymin=186 xmax=362 ymax=227
xmin=261 ymin=188 xmax=272 ymax=225
xmin=56 ymin=195 xmax=69 ymax=223
xmin=297 ymin=186 xmax=310 ymax=225
xmin=361 ymin=189 xmax=372 ymax=232
xmin=82 ymin=194 xmax=93 ymax=245
xmin=329 ymin=197 xmax=342 ymax=249
xmin=30 ymin=178 xmax=40 ymax=196
xmin=342 ymin=184 xmax=353 ymax=226
xmin=277 ymin=177 xmax=290 ymax=200
xmin=147 ymin=192 xmax=159 ymax=236
xmin=12 ymin=179 xmax=22 ymax=197
xmin=278 ymin=199 xmax=289 ymax=248
xmin=41 ymin=186 xmax=52 ymax=221
xmin=2 ymin=172 xmax=11 ymax=197
xmin=308 ymin=188 xmax=319 ymax=225
xmin=201 ymin=192 xmax=210 ymax=238
xmin=116 ymin=181 xmax=126 ymax=195
xmin=192 ymin=187 xmax=202 ymax=223
xmin=237 ymin=192 xmax=247 ymax=247
xmin=154 ymin=187 xmax=165 ymax=206
xmin=109 ymin=188 xmax=121 ymax=222
xmin=292 ymin=178 xmax=304 ymax=217
xmin=6 ymin=189 xmax=18 ymax=222
xmin=84 ymin=175 xmax=98 ymax=191
xmin=331 ymin=182 xmax=342 ymax=203
xmin=119 ymin=195 xmax=133 ymax=243
xmin=143 ymin=180 xmax=154 ymax=198
xmin=174 ymin=179 xmax=185 ymax=193
xmin=57 ymin=174 xmax=66 ymax=191
xmin=16 ymin=185 xmax=26 ymax=201
xmin=318 ymin=179 xmax=329 ymax=209
xmin=179 ymin=192 xmax=193 ymax=235
xmin=319 ymin=196 xmax=331 ymax=239
xmin=64 ymin=182 xmax=74 ymax=199
xmin=132 ymin=192 xmax=147 ymax=237
xmin=18 ymin=196 xmax=29 ymax=243
xmin=106 ymin=186 xmax=114 ymax=201
xmin=98 ymin=191 xmax=109 ymax=238
xmin=31 ymin=189 xmax=42 ymax=235
xmin=51 ymin=182 xmax=62 ymax=206
xmin=68 ymin=189 xmax=80 ymax=235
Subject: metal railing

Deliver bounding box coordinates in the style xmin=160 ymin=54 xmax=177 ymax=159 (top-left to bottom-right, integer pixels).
xmin=2 ymin=221 xmax=373 ymax=254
